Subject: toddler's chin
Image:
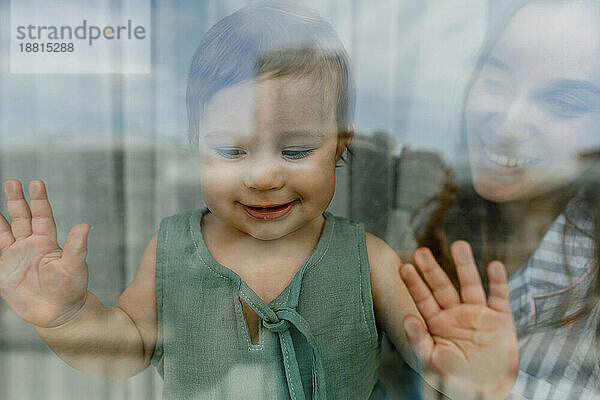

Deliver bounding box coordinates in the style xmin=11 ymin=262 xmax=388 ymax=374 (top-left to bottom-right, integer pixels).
xmin=244 ymin=227 xmax=293 ymax=242
xmin=237 ymin=218 xmax=308 ymax=242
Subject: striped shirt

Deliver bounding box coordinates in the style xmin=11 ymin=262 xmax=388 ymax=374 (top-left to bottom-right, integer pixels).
xmin=508 ymin=195 xmax=600 ymax=399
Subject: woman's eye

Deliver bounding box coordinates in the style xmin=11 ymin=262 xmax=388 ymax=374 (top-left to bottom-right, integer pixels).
xmin=282 ymin=148 xmax=313 ymax=159
xmin=543 ymin=93 xmax=590 ymax=117
xmin=215 ymin=148 xmax=246 ymax=158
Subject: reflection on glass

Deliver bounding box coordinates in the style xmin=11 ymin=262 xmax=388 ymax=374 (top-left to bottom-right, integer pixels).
xmin=415 ymin=1 xmax=600 ymax=398
xmin=0 ymin=1 xmax=523 ymax=399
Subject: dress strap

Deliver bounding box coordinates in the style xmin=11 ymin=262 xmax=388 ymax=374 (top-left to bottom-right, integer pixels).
xmin=239 ymin=282 xmax=326 ymax=400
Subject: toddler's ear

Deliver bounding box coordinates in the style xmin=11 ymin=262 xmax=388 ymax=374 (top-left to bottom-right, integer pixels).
xmin=335 ymin=126 xmax=354 ymax=161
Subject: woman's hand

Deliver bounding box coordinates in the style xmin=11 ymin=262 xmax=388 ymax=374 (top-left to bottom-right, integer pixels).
xmin=0 ymin=179 xmax=90 ymax=328
xmin=400 ymin=241 xmax=518 ymax=399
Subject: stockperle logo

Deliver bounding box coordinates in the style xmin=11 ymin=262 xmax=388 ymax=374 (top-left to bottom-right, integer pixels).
xmin=11 ymin=0 xmax=151 ymax=74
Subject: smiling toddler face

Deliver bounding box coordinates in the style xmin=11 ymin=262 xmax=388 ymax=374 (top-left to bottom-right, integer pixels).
xmin=197 ymin=73 xmax=342 ymax=241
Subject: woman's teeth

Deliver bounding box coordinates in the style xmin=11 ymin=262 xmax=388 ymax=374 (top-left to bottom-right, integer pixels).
xmin=485 ymin=149 xmax=536 ymax=167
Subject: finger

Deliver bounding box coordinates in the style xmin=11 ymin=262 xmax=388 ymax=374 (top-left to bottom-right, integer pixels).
xmin=414 ymin=247 xmax=460 ymax=309
xmin=400 ymin=263 xmax=442 ymax=320
xmin=28 ymin=180 xmax=58 ymax=245
xmin=451 ymin=241 xmax=486 ymax=304
xmin=0 ymin=212 xmax=15 ymax=252
xmin=487 ymin=261 xmax=511 ymax=313
xmin=61 ymin=223 xmax=90 ymax=269
xmin=4 ymin=180 xmax=32 ymax=240
xmin=403 ymin=315 xmax=433 ymax=367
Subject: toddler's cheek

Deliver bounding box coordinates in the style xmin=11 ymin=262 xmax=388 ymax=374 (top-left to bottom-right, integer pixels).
xmin=199 ymin=172 xmax=228 ymax=203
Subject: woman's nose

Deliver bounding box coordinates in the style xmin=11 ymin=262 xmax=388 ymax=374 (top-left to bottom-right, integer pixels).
xmin=243 ymin=161 xmax=285 ymax=191
xmin=487 ymin=96 xmax=537 ymax=144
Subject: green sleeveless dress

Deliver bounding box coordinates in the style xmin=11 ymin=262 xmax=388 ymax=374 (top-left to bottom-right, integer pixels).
xmin=151 ymin=208 xmax=392 ymax=399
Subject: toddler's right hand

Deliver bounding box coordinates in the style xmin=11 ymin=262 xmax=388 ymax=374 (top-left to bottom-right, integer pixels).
xmin=0 ymin=179 xmax=90 ymax=328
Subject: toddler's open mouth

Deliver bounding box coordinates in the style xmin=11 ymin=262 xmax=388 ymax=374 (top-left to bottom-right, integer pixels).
xmin=242 ymin=201 xmax=296 ymax=220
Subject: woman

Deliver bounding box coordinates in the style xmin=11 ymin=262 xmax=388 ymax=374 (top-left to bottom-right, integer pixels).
xmin=407 ymin=0 xmax=600 ymax=398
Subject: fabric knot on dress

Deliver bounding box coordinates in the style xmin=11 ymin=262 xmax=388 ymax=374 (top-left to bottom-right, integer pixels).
xmin=239 ymin=286 xmax=327 ymax=400
xmin=262 ymin=317 xmax=291 ymax=333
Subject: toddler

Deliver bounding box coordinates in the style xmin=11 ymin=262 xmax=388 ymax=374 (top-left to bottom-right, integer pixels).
xmin=0 ymin=2 xmax=517 ymax=399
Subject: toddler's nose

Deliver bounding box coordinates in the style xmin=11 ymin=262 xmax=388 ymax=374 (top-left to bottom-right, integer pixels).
xmin=243 ymin=163 xmax=285 ymax=191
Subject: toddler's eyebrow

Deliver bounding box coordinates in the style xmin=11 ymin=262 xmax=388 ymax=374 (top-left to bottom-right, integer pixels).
xmin=200 ymin=130 xmax=328 ymax=141
xmin=278 ymin=130 xmax=327 ymax=138
xmin=202 ymin=131 xmax=249 ymax=140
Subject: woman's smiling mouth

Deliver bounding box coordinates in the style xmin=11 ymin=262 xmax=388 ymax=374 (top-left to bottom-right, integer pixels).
xmin=484 ymin=148 xmax=540 ymax=168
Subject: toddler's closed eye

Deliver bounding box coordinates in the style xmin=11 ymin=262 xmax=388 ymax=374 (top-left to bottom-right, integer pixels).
xmin=282 ymin=148 xmax=313 ymax=160
xmin=216 ymin=148 xmax=246 ymax=159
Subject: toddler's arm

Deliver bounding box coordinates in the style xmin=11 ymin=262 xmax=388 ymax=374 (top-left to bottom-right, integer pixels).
xmin=0 ymin=179 xmax=157 ymax=378
xmin=367 ymin=234 xmax=518 ymax=400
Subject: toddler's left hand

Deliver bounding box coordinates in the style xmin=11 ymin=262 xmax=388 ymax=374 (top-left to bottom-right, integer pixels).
xmin=400 ymin=241 xmax=518 ymax=400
